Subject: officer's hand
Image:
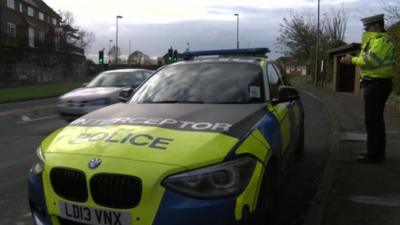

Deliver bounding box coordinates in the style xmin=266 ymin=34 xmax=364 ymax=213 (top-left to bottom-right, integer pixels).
xmin=340 ymin=54 xmax=353 ymax=65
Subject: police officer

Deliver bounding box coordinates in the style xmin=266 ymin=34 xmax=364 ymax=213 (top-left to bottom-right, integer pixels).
xmin=340 ymin=14 xmax=395 ymax=163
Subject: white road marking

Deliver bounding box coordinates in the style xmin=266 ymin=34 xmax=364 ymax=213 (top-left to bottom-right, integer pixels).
xmin=0 ymin=104 xmax=55 ymax=117
xmin=302 ymin=90 xmax=320 ymax=101
xmin=348 ymin=195 xmax=400 ymax=207
xmin=340 ymin=132 xmax=367 ymax=141
xmin=16 ymin=115 xmax=59 ymax=124
xmin=21 ymin=115 xmax=31 ymax=122
xmin=23 ymin=213 xmax=32 ymax=218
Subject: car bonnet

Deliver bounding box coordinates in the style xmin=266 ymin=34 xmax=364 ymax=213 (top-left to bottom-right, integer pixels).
xmin=41 ymin=103 xmax=268 ymax=168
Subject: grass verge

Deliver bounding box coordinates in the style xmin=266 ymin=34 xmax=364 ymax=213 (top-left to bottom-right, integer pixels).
xmin=0 ymin=82 xmax=81 ymax=103
xmin=288 ymin=74 xmax=313 ymax=85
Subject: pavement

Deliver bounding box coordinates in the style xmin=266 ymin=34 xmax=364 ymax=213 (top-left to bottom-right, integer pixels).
xmin=299 ymin=84 xmax=400 ymax=225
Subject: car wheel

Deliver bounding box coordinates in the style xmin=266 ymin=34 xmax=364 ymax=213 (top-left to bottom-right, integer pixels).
xmin=295 ymin=122 xmax=305 ymax=161
xmin=253 ymin=160 xmax=277 ymax=225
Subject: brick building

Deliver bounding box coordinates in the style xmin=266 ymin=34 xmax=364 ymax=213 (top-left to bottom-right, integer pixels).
xmin=0 ymin=0 xmax=86 ymax=86
xmin=275 ymin=56 xmax=309 ymax=76
xmin=0 ymin=0 xmax=65 ymax=50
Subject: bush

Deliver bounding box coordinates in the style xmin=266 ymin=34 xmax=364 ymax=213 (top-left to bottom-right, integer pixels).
xmin=388 ymin=22 xmax=400 ymax=94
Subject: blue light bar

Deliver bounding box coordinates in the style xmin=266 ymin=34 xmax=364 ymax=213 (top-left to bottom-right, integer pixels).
xmin=181 ymin=48 xmax=270 ymax=60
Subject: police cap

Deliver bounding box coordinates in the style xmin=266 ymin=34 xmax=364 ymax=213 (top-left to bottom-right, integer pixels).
xmin=361 ymin=14 xmax=384 ymax=26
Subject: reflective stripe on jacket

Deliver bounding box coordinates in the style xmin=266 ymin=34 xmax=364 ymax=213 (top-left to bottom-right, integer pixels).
xmin=352 ymin=32 xmax=395 ymax=79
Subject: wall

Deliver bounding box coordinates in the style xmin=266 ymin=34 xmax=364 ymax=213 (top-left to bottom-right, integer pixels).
xmin=0 ymin=47 xmax=86 ymax=86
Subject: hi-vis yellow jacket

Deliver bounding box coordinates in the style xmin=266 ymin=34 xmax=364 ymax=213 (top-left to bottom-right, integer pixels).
xmin=352 ymin=32 xmax=395 ymax=79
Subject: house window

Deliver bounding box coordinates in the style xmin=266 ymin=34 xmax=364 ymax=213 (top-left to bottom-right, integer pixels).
xmin=38 ymin=31 xmax=45 ymax=43
xmin=19 ymin=3 xmax=23 ymax=12
xmin=7 ymin=23 xmax=16 ymax=37
xmin=39 ymin=12 xmax=44 ymax=21
xmin=28 ymin=27 xmax=35 ymax=47
xmin=52 ymin=18 xmax=57 ymax=25
xmin=28 ymin=6 xmax=34 ymax=17
xmin=7 ymin=0 xmax=15 ymax=9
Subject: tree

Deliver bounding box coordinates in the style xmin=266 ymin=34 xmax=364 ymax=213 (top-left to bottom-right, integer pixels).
xmin=382 ymin=2 xmax=400 ymax=26
xmin=276 ymin=8 xmax=348 ymax=82
xmin=58 ymin=10 xmax=95 ymax=50
xmin=321 ymin=9 xmax=347 ymax=47
xmin=276 ymin=9 xmax=317 ymax=60
xmin=381 ymin=2 xmax=400 ymax=94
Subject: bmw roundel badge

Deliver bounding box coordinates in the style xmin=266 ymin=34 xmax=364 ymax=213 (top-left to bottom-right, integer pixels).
xmin=88 ymin=158 xmax=102 ymax=169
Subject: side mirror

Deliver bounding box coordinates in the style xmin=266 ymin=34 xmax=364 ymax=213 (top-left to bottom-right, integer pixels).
xmin=118 ymin=88 xmax=134 ymax=103
xmin=81 ymin=82 xmax=88 ymax=87
xmin=272 ymin=86 xmax=300 ymax=105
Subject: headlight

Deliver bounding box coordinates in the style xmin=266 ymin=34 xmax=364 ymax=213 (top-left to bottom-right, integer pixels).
xmin=162 ymin=157 xmax=256 ymax=199
xmin=86 ymin=98 xmax=108 ymax=106
xmin=31 ymin=147 xmax=45 ymax=175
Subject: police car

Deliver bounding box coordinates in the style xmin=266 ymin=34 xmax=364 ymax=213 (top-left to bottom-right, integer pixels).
xmin=28 ymin=48 xmax=304 ymax=225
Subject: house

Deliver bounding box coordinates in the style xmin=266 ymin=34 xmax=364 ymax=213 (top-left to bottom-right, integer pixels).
xmin=128 ymin=50 xmax=154 ymax=65
xmin=275 ymin=56 xmax=309 ymax=76
xmin=0 ymin=0 xmax=83 ymax=54
xmin=0 ymin=0 xmax=86 ymax=85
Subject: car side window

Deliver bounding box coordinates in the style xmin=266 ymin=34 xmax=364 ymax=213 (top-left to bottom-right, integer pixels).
xmin=272 ymin=64 xmax=288 ymax=85
xmin=267 ymin=63 xmax=282 ymax=99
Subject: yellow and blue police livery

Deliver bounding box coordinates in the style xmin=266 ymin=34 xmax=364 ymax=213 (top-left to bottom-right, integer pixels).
xmin=28 ymin=48 xmax=304 ymax=225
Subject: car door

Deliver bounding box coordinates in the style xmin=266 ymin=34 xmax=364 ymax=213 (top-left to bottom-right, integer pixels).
xmin=266 ymin=63 xmax=295 ymax=172
xmin=273 ymin=64 xmax=302 ymax=147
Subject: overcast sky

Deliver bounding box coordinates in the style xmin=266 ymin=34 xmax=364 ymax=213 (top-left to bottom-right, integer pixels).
xmin=45 ymin=0 xmax=397 ymax=60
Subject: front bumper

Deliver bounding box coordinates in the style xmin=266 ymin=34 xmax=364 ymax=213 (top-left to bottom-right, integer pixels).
xmin=27 ymin=170 xmax=51 ymax=225
xmin=28 ymin=179 xmax=241 ymax=225
xmin=28 ymin=154 xmax=262 ymax=225
xmin=153 ymin=190 xmax=238 ymax=225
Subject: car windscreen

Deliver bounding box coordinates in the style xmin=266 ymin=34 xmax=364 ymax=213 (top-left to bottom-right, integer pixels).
xmin=131 ymin=63 xmax=264 ymax=104
xmin=87 ymin=71 xmax=149 ymax=88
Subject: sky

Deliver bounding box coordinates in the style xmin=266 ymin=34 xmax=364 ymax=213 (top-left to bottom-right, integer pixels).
xmin=45 ymin=0 xmax=397 ymax=61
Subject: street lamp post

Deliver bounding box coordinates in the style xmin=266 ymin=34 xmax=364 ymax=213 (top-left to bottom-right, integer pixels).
xmin=186 ymin=42 xmax=190 ymax=52
xmin=116 ymin=15 xmax=123 ymax=64
xmin=314 ymin=0 xmax=320 ymax=87
xmin=109 ymin=39 xmax=113 ymax=64
xmin=234 ymin=13 xmax=239 ymax=49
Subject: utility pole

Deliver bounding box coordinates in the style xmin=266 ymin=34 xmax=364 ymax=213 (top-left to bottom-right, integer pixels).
xmin=186 ymin=42 xmax=190 ymax=52
xmin=314 ymin=0 xmax=320 ymax=87
xmin=116 ymin=15 xmax=123 ymax=64
xmin=234 ymin=13 xmax=239 ymax=49
xmin=129 ymin=40 xmax=131 ymax=56
xmin=108 ymin=40 xmax=113 ymax=64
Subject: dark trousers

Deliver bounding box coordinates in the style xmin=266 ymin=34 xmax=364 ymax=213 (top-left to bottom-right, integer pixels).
xmin=363 ymin=79 xmax=392 ymax=158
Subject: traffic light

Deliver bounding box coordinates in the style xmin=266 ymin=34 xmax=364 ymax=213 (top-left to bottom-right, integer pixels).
xmin=173 ymin=50 xmax=178 ymax=62
xmin=168 ymin=47 xmax=173 ymax=63
xmin=98 ymin=50 xmax=104 ymax=64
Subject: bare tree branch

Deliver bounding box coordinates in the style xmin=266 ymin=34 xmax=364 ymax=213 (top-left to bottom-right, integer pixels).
xmin=382 ymin=2 xmax=400 ymax=26
xmin=58 ymin=10 xmax=96 ymax=50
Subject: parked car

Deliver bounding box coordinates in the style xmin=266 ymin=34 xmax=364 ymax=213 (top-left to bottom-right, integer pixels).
xmin=28 ymin=49 xmax=304 ymax=225
xmin=57 ymin=69 xmax=153 ymax=121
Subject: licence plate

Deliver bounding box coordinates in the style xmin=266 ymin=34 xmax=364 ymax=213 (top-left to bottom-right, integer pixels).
xmin=59 ymin=201 xmax=131 ymax=225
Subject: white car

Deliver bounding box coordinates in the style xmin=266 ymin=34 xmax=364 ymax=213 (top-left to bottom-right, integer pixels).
xmin=58 ymin=69 xmax=153 ymax=121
